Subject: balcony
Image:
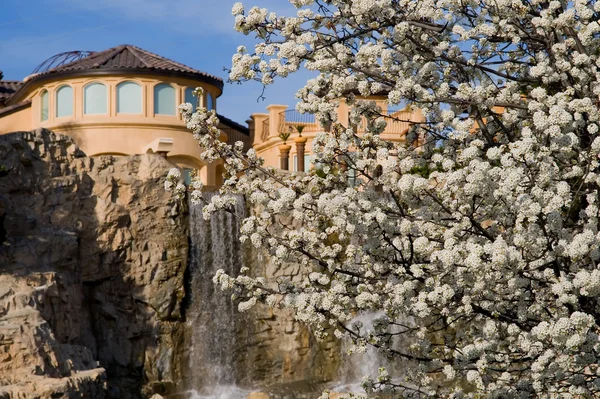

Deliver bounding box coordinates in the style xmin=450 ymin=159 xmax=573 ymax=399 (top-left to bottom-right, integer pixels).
xmin=255 ymin=104 xmax=423 ymax=145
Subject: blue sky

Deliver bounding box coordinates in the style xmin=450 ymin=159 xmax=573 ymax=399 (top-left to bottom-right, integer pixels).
xmin=0 ymin=0 xmax=313 ymax=124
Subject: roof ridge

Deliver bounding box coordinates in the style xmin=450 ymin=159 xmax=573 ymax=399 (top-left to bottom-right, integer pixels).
xmin=6 ymin=44 xmax=224 ymax=105
xmin=217 ymin=113 xmax=250 ymax=133
xmin=90 ymin=45 xmax=126 ymax=68
xmin=129 ymin=44 xmax=201 ymax=73
xmin=125 ymin=45 xmax=154 ymax=69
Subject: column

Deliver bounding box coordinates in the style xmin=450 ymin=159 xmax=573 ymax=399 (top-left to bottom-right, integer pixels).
xmin=279 ymin=144 xmax=291 ymax=170
xmin=294 ymin=136 xmax=308 ymax=172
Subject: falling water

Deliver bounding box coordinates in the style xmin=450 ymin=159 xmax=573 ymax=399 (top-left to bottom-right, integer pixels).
xmin=185 ymin=192 xmax=251 ymax=399
xmin=182 ymin=192 xmax=406 ymax=399
xmin=330 ymin=312 xmax=415 ymax=397
xmin=331 ymin=312 xmax=391 ymax=394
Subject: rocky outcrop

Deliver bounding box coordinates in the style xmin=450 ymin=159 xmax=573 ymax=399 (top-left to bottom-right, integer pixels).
xmin=236 ymin=221 xmax=341 ymax=389
xmin=238 ymin=293 xmax=340 ymax=388
xmin=0 ymin=129 xmax=344 ymax=399
xmin=0 ymin=130 xmax=188 ymax=398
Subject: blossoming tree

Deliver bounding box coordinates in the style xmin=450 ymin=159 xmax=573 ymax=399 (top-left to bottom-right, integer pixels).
xmin=168 ymin=0 xmax=600 ymax=396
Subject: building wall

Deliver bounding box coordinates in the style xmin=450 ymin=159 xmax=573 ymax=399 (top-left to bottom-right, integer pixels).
xmin=252 ymin=99 xmax=424 ymax=171
xmin=0 ymin=107 xmax=32 ymax=134
xmin=0 ymin=74 xmax=228 ymax=185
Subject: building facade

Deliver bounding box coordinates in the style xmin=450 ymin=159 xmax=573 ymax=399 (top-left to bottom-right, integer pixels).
xmin=0 ymin=44 xmax=423 ymax=186
xmin=0 ymin=45 xmax=250 ymax=187
xmin=249 ymin=98 xmax=425 ymax=172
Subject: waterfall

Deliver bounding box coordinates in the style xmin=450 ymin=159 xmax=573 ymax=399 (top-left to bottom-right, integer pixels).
xmin=185 ymin=192 xmax=251 ymax=399
xmin=331 ymin=312 xmax=391 ymax=394
xmin=182 ymin=192 xmax=401 ymax=399
xmin=330 ymin=312 xmax=416 ymax=398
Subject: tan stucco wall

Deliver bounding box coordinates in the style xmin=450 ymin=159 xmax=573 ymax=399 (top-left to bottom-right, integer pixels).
xmin=252 ymin=99 xmax=424 ymax=171
xmin=0 ymin=107 xmax=32 ymax=134
xmin=1 ymin=73 xmax=227 ymax=185
xmin=254 ymin=133 xmax=318 ymax=171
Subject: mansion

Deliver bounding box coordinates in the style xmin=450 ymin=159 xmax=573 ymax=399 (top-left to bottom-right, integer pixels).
xmin=0 ymin=45 xmax=422 ymax=186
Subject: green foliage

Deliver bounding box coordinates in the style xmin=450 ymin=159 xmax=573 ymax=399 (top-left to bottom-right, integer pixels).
xmin=409 ymin=164 xmax=433 ymax=178
xmin=279 ymin=131 xmax=291 ymax=143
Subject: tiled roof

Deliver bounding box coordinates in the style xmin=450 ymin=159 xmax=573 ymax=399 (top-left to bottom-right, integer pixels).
xmin=26 ymin=44 xmax=223 ymax=88
xmin=217 ymin=113 xmax=249 ymax=135
xmin=0 ymin=81 xmax=24 ymax=104
xmin=0 ymin=99 xmax=31 ymax=117
xmin=218 ymin=113 xmax=252 ymax=151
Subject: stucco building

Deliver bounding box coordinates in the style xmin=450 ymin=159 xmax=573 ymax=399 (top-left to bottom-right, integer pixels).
xmin=249 ymin=98 xmax=425 ymax=172
xmin=0 ymin=45 xmax=250 ymax=187
xmin=0 ymin=44 xmax=424 ymax=186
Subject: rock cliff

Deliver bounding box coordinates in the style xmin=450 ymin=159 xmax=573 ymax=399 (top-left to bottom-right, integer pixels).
xmin=0 ymin=129 xmax=188 ymax=398
xmin=0 ymin=129 xmax=342 ymax=399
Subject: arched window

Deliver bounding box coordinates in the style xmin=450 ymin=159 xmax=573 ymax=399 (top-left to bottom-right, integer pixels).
xmin=55 ymin=85 xmax=73 ymax=118
xmin=84 ymin=83 xmax=107 ymax=115
xmin=206 ymin=92 xmax=214 ymax=110
xmin=182 ymin=168 xmax=194 ymax=186
xmin=116 ymin=81 xmax=142 ymax=114
xmin=154 ymin=83 xmax=176 ymax=115
xmin=40 ymin=90 xmax=49 ymax=121
xmin=184 ymin=87 xmax=197 ymax=108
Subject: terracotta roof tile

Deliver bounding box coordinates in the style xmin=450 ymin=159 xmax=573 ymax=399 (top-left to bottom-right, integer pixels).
xmin=217 ymin=113 xmax=249 ymax=135
xmin=0 ymin=99 xmax=31 ymax=117
xmin=30 ymin=44 xmax=223 ymax=85
xmin=0 ymin=81 xmax=24 ymax=103
xmin=218 ymin=113 xmax=252 ymax=151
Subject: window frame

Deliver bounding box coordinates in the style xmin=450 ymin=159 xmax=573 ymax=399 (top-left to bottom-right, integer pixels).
xmin=55 ymin=85 xmax=74 ymax=118
xmin=184 ymin=87 xmax=198 ymax=109
xmin=83 ymin=82 xmax=108 ymax=115
xmin=293 ymin=153 xmax=312 ymax=172
xmin=206 ymin=92 xmax=214 ymax=111
xmin=40 ymin=89 xmax=49 ymax=122
xmin=116 ymin=81 xmax=143 ymax=115
xmin=153 ymin=83 xmax=176 ymax=116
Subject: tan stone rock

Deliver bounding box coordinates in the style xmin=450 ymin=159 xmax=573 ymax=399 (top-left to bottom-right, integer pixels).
xmin=0 ymin=129 xmax=343 ymax=398
xmin=0 ymin=130 xmax=188 ymax=397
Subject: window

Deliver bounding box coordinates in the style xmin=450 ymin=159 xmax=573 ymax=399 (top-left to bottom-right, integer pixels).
xmin=40 ymin=90 xmax=49 ymax=121
xmin=116 ymin=81 xmax=142 ymax=114
xmin=293 ymin=153 xmax=312 ymax=172
xmin=55 ymin=86 xmax=73 ymax=118
xmin=84 ymin=83 xmax=107 ymax=115
xmin=184 ymin=87 xmax=197 ymax=108
xmin=182 ymin=168 xmax=193 ymax=186
xmin=154 ymin=83 xmax=176 ymax=115
xmin=348 ymin=167 xmax=357 ymax=187
xmin=206 ymin=92 xmax=214 ymax=110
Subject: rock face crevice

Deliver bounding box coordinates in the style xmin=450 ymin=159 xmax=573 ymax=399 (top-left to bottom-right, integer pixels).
xmin=0 ymin=129 xmax=188 ymax=398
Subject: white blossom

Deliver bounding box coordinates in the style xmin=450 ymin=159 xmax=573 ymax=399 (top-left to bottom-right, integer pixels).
xmin=169 ymin=0 xmax=600 ymax=396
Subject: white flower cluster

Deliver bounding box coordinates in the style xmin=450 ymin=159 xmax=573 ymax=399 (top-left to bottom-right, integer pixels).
xmin=169 ymin=0 xmax=600 ymax=396
xmin=164 ymin=168 xmax=186 ymax=200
